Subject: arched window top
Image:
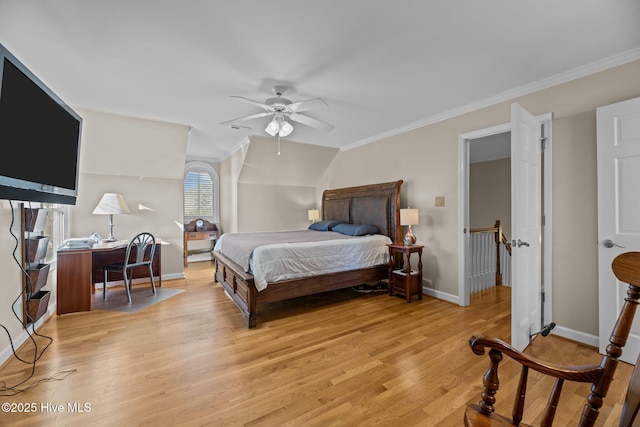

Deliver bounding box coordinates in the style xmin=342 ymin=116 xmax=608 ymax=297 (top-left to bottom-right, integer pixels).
xmin=184 ymin=161 xmax=219 ymax=223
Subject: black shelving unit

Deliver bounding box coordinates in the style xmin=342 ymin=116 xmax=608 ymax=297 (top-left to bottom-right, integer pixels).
xmin=21 ymin=205 xmax=51 ymax=325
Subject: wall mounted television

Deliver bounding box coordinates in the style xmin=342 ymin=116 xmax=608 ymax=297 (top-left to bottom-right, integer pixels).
xmin=0 ymin=43 xmax=82 ymax=205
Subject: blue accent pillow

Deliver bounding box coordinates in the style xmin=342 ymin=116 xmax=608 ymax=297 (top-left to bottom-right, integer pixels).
xmin=308 ymin=220 xmax=342 ymax=231
xmin=331 ymin=223 xmax=379 ymax=236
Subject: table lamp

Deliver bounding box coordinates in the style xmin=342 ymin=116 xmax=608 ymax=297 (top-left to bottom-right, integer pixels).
xmin=92 ymin=193 xmax=131 ymax=241
xmin=400 ymin=208 xmax=419 ymax=245
xmin=307 ymin=209 xmax=320 ymax=223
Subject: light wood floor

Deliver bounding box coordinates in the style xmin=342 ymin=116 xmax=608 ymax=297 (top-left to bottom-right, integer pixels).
xmin=0 ymin=262 xmax=634 ymax=426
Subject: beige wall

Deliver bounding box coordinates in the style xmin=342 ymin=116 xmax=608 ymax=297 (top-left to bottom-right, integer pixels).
xmin=325 ymin=124 xmax=459 ymax=295
xmin=470 ymin=158 xmax=511 ymax=238
xmin=224 ymin=136 xmax=339 ymax=233
xmin=219 ymin=139 xmax=247 ymax=234
xmin=237 ymin=183 xmax=316 ymax=232
xmin=220 ymin=60 xmax=640 ymax=340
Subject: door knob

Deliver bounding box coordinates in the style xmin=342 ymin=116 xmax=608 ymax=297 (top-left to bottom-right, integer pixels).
xmin=603 ymin=239 xmax=624 ymax=249
xmin=517 ymin=239 xmax=529 ymax=247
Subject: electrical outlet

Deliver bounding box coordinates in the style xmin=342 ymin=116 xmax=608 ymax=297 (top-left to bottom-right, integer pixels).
xmin=435 ymin=196 xmax=445 ymax=207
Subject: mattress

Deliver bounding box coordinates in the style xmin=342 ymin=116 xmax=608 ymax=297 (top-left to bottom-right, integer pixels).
xmin=214 ymin=230 xmax=391 ymax=291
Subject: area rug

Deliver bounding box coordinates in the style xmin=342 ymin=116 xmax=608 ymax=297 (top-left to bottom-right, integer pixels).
xmin=92 ymin=286 xmax=184 ymax=313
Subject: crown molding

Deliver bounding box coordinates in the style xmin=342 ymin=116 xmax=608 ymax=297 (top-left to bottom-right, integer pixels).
xmin=342 ymin=48 xmax=640 ymax=151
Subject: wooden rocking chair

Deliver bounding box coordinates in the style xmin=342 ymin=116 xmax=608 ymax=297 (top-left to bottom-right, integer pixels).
xmin=465 ymin=251 xmax=640 ymax=426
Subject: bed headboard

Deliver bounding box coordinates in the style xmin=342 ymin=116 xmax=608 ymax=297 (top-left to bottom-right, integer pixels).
xmin=321 ymin=180 xmax=403 ymax=243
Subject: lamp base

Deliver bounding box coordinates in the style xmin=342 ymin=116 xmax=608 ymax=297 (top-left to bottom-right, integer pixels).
xmin=104 ymin=214 xmax=117 ymax=242
xmin=403 ymin=227 xmax=417 ymax=246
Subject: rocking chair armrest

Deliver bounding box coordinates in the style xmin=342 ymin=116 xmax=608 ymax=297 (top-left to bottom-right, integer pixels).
xmin=469 ymin=335 xmax=603 ymax=383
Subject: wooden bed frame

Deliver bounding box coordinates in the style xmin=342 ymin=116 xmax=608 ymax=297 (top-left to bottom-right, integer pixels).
xmin=214 ymin=180 xmax=403 ymax=328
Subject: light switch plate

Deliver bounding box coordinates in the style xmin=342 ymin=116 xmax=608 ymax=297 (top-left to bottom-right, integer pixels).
xmin=435 ymin=196 xmax=445 ymax=207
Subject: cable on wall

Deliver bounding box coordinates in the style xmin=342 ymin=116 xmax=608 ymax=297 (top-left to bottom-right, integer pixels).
xmin=0 ymin=201 xmax=75 ymax=396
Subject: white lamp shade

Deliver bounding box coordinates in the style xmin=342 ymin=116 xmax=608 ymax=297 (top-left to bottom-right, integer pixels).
xmin=265 ymin=117 xmax=294 ymax=137
xmin=265 ymin=118 xmax=279 ymax=136
xmin=308 ymin=209 xmax=320 ymax=221
xmin=92 ymin=193 xmax=131 ymax=215
xmin=400 ymin=208 xmax=419 ymax=226
xmin=279 ymin=120 xmax=294 ymax=137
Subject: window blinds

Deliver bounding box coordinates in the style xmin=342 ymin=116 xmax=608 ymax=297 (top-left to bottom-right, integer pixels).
xmin=183 ymin=171 xmax=213 ymax=217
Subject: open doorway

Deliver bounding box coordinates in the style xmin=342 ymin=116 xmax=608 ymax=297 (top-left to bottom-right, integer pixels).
xmin=458 ymin=110 xmax=553 ymax=350
xmin=468 ymin=132 xmax=512 ymax=293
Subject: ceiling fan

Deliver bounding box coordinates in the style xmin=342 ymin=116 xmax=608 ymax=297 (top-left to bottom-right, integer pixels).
xmin=220 ymin=85 xmax=334 ymax=137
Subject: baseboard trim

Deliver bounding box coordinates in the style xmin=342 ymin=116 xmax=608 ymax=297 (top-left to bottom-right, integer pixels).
xmin=162 ymin=272 xmax=185 ymax=281
xmin=423 ymin=286 xmax=460 ymax=305
xmin=105 ymin=272 xmax=185 ymax=288
xmin=422 ymin=287 xmax=599 ymax=350
xmin=0 ymin=302 xmax=56 ymax=367
xmin=550 ymin=325 xmax=599 ymax=348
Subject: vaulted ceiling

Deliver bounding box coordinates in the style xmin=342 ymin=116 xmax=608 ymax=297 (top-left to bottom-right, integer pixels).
xmin=1 ymin=1 xmax=639 ymax=162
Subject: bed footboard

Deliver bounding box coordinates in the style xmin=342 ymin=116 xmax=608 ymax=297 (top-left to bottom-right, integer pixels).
xmin=214 ymin=251 xmax=388 ymax=329
xmin=214 ymin=251 xmax=258 ymax=328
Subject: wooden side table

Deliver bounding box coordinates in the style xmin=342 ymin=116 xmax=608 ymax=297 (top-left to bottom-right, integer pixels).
xmin=183 ymin=218 xmax=219 ymax=267
xmin=387 ymin=243 xmax=423 ymax=302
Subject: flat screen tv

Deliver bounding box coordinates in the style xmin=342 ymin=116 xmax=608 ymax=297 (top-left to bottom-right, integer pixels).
xmin=0 ymin=43 xmax=82 ymax=205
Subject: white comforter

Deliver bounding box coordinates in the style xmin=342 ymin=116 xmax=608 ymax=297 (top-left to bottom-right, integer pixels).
xmin=215 ymin=231 xmax=391 ymax=291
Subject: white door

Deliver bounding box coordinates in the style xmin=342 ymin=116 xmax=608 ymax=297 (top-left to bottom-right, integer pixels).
xmin=511 ymin=103 xmax=543 ymax=351
xmin=597 ymin=96 xmax=640 ymax=364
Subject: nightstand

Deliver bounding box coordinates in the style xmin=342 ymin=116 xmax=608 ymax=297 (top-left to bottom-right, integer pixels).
xmin=387 ymin=243 xmax=423 ymax=302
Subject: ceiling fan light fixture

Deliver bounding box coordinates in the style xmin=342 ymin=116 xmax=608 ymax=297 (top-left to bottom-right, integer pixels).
xmin=223 ymin=86 xmax=332 ymax=139
xmin=265 ymin=118 xmax=280 ymax=136
xmin=279 ymin=120 xmax=293 ymax=137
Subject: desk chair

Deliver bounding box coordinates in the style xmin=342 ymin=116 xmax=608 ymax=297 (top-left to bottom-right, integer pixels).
xmin=465 ymin=251 xmax=640 ymax=426
xmin=103 ymin=232 xmax=156 ymax=303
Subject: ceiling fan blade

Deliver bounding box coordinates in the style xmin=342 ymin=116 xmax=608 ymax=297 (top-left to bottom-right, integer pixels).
xmin=229 ymin=96 xmax=271 ymax=111
xmin=289 ymin=113 xmax=334 ymax=132
xmin=287 ymin=98 xmax=329 ymax=113
xmin=220 ymin=111 xmax=272 ymax=126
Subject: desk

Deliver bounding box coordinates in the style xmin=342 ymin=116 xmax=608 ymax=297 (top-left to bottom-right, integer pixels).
xmin=56 ymin=240 xmax=162 ymax=315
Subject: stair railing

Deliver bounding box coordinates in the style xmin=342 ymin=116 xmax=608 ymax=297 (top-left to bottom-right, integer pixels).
xmin=469 ymin=220 xmax=511 ymax=293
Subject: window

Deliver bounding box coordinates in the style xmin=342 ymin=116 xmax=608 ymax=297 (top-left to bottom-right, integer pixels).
xmin=184 ymin=171 xmax=213 ymax=217
xmin=19 ymin=202 xmax=68 ymax=265
xmin=184 ymin=162 xmax=219 ymax=223
xmin=42 ymin=203 xmax=68 ymax=264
